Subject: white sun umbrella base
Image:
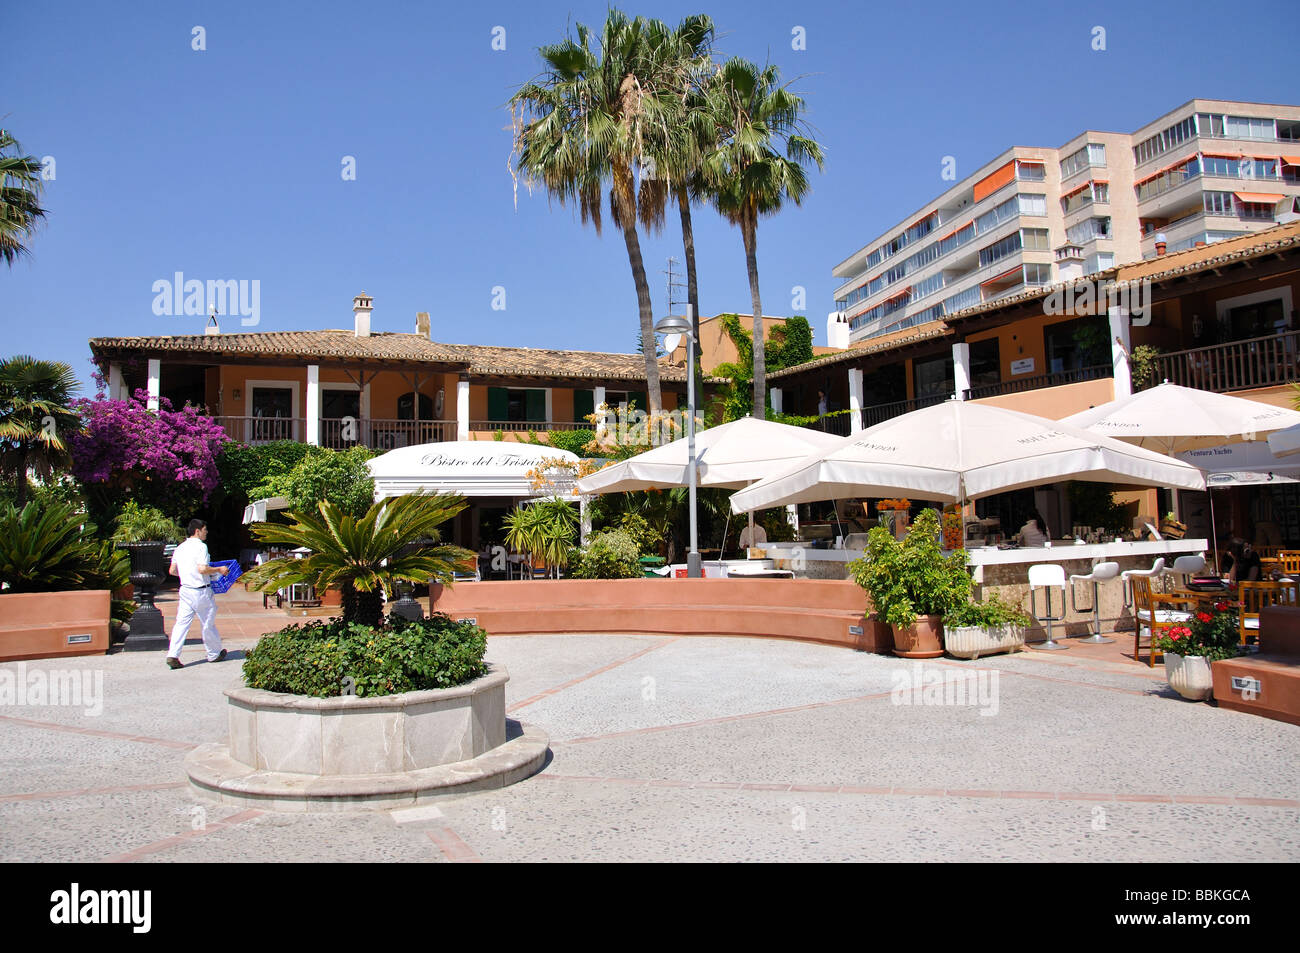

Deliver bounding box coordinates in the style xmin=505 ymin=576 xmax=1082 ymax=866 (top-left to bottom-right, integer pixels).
xmin=575 ymin=416 xmax=846 ymax=494
xmin=1062 ymin=382 xmax=1300 ymax=454
xmin=730 ymin=400 xmax=1206 ymax=514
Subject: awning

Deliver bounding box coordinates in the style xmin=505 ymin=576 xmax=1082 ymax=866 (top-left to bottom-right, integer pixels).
xmin=367 ymin=440 xmax=580 ymax=499
xmin=980 ymin=266 xmax=1022 ymax=287
xmin=1233 ymin=191 xmax=1283 ymax=204
xmin=1280 ymin=155 xmax=1300 ymax=166
xmin=242 ymin=497 xmax=289 ymax=525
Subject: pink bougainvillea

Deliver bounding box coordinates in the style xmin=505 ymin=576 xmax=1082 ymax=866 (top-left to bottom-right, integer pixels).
xmin=70 ymin=390 xmax=229 ymax=503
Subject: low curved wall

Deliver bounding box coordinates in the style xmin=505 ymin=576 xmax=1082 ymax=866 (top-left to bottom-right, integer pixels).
xmin=432 ymin=578 xmax=890 ymax=652
xmin=225 ymin=666 xmax=507 ymax=776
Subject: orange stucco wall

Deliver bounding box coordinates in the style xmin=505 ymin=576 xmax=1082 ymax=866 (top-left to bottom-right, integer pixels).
xmin=971 ymin=376 xmax=1116 ymax=419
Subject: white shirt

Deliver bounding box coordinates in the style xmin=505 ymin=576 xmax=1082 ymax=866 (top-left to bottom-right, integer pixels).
xmin=171 ymin=537 xmax=212 ymax=588
xmin=739 ymin=524 xmax=768 ymax=547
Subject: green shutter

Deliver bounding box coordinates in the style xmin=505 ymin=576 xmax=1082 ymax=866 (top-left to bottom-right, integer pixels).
xmin=488 ymin=387 xmax=508 ymax=421
xmin=525 ymin=389 xmax=547 ymax=422
xmin=573 ymin=389 xmax=594 ymax=423
xmin=631 ymin=391 xmax=646 ymax=412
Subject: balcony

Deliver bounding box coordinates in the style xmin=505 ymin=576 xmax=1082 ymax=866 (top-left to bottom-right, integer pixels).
xmin=964 ymin=364 xmax=1112 ymax=400
xmin=861 ymin=393 xmax=949 ymax=428
xmin=469 ymin=420 xmax=590 ymax=433
xmin=215 ymin=417 xmax=456 ymax=449
xmin=1148 ymin=332 xmax=1300 ymax=393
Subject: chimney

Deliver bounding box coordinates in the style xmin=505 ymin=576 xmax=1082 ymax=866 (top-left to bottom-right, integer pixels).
xmin=353 ymin=292 xmax=373 ymax=337
xmin=1155 ymin=233 xmax=1167 ymax=257
xmin=1194 ymin=240 xmax=1206 ymax=248
xmin=416 ymin=311 xmax=430 ymax=338
xmin=205 ymin=307 xmax=220 ymax=336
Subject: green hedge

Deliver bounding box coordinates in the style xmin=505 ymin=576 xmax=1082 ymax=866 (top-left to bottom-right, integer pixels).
xmin=218 ymin=441 xmax=318 ymax=499
xmin=242 ymin=613 xmax=488 ymax=698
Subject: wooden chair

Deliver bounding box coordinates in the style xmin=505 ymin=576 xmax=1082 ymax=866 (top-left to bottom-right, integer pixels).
xmin=1277 ymin=551 xmax=1300 ymax=576
xmin=1130 ymin=575 xmax=1195 ymax=666
xmin=1238 ymin=580 xmax=1300 ymax=645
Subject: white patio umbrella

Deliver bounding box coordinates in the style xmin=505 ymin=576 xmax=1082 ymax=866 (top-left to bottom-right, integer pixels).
xmin=576 ymin=416 xmax=846 ymax=555
xmin=1268 ymin=423 xmax=1300 ymax=458
xmin=729 ymin=400 xmax=1205 ymax=514
xmin=241 ymin=496 xmax=289 ymax=525
xmin=1061 ymin=382 xmax=1300 ymax=454
xmin=1064 ymin=383 xmax=1300 ymax=568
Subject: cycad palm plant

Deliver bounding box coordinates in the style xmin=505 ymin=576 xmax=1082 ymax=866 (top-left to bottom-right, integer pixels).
xmin=503 ymin=498 xmax=579 ymax=576
xmin=242 ymin=493 xmax=475 ymax=628
xmin=0 ymin=131 xmax=48 ymax=267
xmin=511 ymin=9 xmax=698 ymax=415
xmin=702 ymin=59 xmax=824 ymax=418
xmin=0 ymin=355 xmax=82 ymax=507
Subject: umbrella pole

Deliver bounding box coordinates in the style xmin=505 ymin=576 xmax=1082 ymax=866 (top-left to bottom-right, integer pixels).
xmin=719 ymin=510 xmax=731 ymax=569
xmin=1209 ymin=486 xmax=1220 ymax=575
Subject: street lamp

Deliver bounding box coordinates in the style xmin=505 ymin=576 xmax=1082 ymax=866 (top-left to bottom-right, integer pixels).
xmin=655 ymin=307 xmax=701 ymax=578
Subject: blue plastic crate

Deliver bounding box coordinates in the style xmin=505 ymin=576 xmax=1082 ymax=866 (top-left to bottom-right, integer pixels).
xmin=209 ymin=559 xmax=243 ymax=594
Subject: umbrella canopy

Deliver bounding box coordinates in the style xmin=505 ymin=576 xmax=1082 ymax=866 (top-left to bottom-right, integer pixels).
xmin=242 ymin=496 xmax=289 ymax=525
xmin=575 ymin=416 xmax=846 ymax=494
xmin=729 ymin=400 xmax=1205 ymax=513
xmin=1061 ymin=382 xmax=1300 ymax=454
xmin=1176 ymin=441 xmax=1300 ymax=486
xmin=1268 ymin=423 xmax=1300 ymax=458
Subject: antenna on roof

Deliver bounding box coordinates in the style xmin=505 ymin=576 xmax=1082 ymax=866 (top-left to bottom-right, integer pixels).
xmin=205 ymin=306 xmax=220 ymax=336
xmin=662 ymin=257 xmax=687 ymax=318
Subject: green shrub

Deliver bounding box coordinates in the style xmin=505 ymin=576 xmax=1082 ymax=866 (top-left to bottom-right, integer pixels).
xmin=110 ymin=500 xmax=183 ymax=543
xmin=848 ymin=509 xmax=972 ymax=628
xmin=217 ymin=441 xmax=317 ymax=500
xmin=946 ymin=593 xmax=1031 ymax=628
xmin=255 ymin=445 xmax=377 ymax=520
xmin=547 ymin=429 xmax=596 ymax=457
xmin=242 ymin=613 xmax=488 ymax=698
xmin=570 ymin=528 xmax=642 ymax=578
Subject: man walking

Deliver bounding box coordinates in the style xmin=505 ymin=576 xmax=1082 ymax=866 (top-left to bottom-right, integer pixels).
xmin=166 ymin=519 xmax=229 ymax=669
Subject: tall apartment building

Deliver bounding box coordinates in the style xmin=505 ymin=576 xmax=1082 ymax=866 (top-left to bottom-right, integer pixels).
xmin=831 ymin=99 xmax=1300 ymax=346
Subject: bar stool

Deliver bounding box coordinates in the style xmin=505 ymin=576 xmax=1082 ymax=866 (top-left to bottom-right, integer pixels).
xmin=1068 ymin=561 xmax=1119 ymax=644
xmin=1121 ymin=558 xmax=1166 ymax=607
xmin=1169 ymin=554 xmax=1206 ymax=587
xmin=1028 ymin=563 xmax=1069 ymax=651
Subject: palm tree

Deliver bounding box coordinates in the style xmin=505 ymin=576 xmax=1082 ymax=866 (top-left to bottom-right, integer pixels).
xmin=0 ymin=131 xmax=48 ymax=266
xmin=0 ymin=355 xmax=82 ymax=508
xmin=504 ymin=497 xmax=579 ymax=576
xmin=242 ymin=494 xmax=475 ymax=628
xmin=511 ymin=10 xmax=694 ymax=416
xmin=702 ymin=59 xmax=824 ymax=418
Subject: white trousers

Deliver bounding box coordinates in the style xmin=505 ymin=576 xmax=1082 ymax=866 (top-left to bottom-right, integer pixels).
xmin=168 ymin=586 xmax=223 ymax=660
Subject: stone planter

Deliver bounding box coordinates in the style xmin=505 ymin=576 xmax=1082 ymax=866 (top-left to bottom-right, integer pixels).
xmin=891 ymin=615 xmax=944 ymax=659
xmin=119 ymin=541 xmax=168 ymax=651
xmin=945 ymin=624 xmax=1026 ymax=660
xmin=1164 ymin=652 xmax=1214 ymax=701
xmin=186 ymin=664 xmax=549 ymax=810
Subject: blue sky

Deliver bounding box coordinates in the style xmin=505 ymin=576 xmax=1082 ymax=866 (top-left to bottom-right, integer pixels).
xmin=4 ymin=0 xmax=1296 ymax=387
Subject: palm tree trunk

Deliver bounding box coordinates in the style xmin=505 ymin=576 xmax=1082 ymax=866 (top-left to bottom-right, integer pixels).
xmin=742 ymin=212 xmax=765 ymax=419
xmin=677 ymin=187 xmax=702 ymax=388
xmin=622 ymin=219 xmax=663 ymax=417
xmin=342 ymin=583 xmax=384 ymax=629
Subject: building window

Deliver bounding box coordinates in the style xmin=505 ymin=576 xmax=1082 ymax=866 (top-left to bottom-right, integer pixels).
xmin=487 ymin=387 xmax=547 ymax=422
xmin=979 ymin=232 xmax=1022 ymax=268
xmin=1224 ymin=116 xmax=1275 ymax=140
xmin=968 ymin=338 xmax=1001 ymax=388
xmin=1134 ymin=115 xmax=1196 ymax=165
xmin=1238 ymin=200 xmax=1276 ymax=221
xmin=1204 ymin=191 xmax=1234 ymax=216
xmin=1021 ymin=228 xmax=1050 ymax=251
xmin=1023 ymin=262 xmax=1052 ymax=285
xmin=1066 ymin=217 xmax=1111 ymax=245
xmin=1018 ymin=193 xmax=1047 ymax=216
xmin=1087 ymin=143 xmax=1107 ymax=166
xmin=1045 ymin=316 xmax=1109 ymax=373
xmin=1016 ymin=161 xmax=1046 ymax=182
xmin=913 ymin=354 xmax=954 ymax=401
xmin=1092 ymin=182 xmax=1109 ymax=203
xmin=1061 ymin=144 xmax=1106 ymax=179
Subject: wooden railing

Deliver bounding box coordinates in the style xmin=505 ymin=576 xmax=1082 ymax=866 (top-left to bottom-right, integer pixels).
xmin=469 ymin=420 xmax=592 ymax=433
xmin=861 ymin=394 xmax=948 ymax=428
xmin=213 ymin=417 xmax=456 ymax=449
xmin=964 ymin=363 xmax=1112 ymax=400
xmin=1148 ymin=331 xmax=1299 ymax=393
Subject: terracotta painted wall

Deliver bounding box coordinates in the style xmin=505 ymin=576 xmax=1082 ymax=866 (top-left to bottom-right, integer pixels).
xmin=971 ymin=376 xmax=1115 ymax=418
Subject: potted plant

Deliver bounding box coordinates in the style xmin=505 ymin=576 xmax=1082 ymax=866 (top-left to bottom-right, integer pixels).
xmin=848 ymin=509 xmax=972 ymax=659
xmin=1152 ymin=599 xmax=1242 ymax=701
xmin=944 ymin=594 xmax=1032 ymax=660
xmin=503 ymin=497 xmax=579 ymax=578
xmin=109 ymin=502 xmax=183 ymax=650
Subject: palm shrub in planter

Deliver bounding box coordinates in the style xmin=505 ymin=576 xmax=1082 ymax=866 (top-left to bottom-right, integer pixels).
xmin=944 ymin=594 xmax=1032 ymax=660
xmin=503 ymin=497 xmax=579 ymax=578
xmin=848 ymin=508 xmax=972 ymax=659
xmin=569 ymin=528 xmax=642 ymax=579
xmin=241 ymin=493 xmax=475 ymax=628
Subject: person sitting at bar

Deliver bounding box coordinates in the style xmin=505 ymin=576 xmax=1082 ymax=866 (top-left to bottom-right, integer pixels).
xmin=1016 ymin=513 xmax=1049 ymax=547
xmin=739 ymin=522 xmax=768 ymax=549
xmin=1224 ymin=537 xmax=1262 ymax=583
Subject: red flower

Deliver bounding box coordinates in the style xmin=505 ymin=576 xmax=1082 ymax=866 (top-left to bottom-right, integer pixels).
xmin=1196 ymin=611 xmax=1213 ymax=623
xmin=1214 ymin=602 xmax=1229 ymax=612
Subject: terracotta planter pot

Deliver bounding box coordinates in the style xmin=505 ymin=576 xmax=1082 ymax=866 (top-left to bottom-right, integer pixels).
xmin=1164 ymin=652 xmax=1214 ymax=701
xmin=891 ymin=615 xmax=945 ymax=659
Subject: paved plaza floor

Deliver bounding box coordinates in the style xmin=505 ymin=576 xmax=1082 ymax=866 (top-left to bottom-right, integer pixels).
xmin=2 ymin=588 xmax=1296 ymax=862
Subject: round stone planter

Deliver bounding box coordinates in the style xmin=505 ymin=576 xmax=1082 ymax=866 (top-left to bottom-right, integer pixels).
xmin=1163 ymin=652 xmax=1214 ymax=702
xmin=185 ymin=664 xmax=549 ymax=811
xmin=945 ymin=624 xmax=1026 ymax=660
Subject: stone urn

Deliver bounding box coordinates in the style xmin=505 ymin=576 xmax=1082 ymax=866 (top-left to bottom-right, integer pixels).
xmin=1164 ymin=652 xmax=1214 ymax=701
xmin=891 ymin=615 xmax=945 ymax=659
xmin=119 ymin=541 xmax=169 ymax=651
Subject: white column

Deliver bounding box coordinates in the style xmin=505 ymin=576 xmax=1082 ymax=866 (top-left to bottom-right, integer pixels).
xmin=108 ymin=362 xmax=125 ymax=400
xmin=544 ymin=388 xmax=553 ymax=424
xmin=146 ymin=359 xmax=161 ymax=411
xmin=579 ymin=498 xmax=591 ymax=545
xmin=1109 ymin=306 xmax=1133 ymax=399
xmin=847 ymin=368 xmax=864 ymax=434
xmin=594 ymin=386 xmax=607 ymax=436
xmin=457 ymin=376 xmax=470 ymax=440
xmin=952 ymin=342 xmax=971 ymax=400
xmin=770 ymin=387 xmax=783 ymax=414
xmin=306 ymin=365 xmax=321 ymax=446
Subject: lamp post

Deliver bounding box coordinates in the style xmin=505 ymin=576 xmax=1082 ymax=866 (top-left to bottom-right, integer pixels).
xmin=655 ymin=308 xmax=701 ymax=578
